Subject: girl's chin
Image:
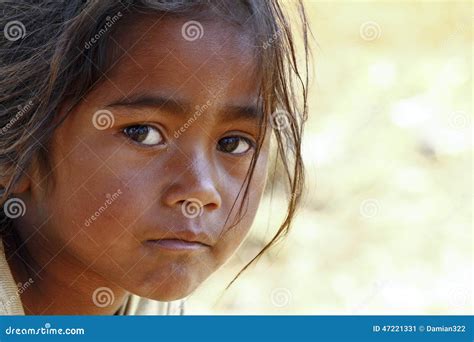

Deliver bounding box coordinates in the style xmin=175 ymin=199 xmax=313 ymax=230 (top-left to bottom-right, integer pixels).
xmin=126 ymin=274 xmax=202 ymax=302
xmin=131 ymin=284 xmax=195 ymax=302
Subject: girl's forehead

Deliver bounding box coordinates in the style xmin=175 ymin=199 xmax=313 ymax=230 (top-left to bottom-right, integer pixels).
xmin=95 ymin=14 xmax=260 ymax=109
xmin=111 ymin=14 xmax=257 ymax=69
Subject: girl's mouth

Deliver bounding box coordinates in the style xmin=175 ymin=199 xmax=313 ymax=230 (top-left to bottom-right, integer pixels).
xmin=144 ymin=239 xmax=210 ymax=252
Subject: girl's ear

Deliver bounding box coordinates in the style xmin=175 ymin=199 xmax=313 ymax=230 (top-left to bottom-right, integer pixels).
xmin=0 ymin=171 xmax=31 ymax=195
xmin=10 ymin=175 xmax=30 ymax=194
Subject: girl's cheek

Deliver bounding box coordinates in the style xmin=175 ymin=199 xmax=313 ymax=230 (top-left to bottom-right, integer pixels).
xmin=214 ymin=159 xmax=269 ymax=262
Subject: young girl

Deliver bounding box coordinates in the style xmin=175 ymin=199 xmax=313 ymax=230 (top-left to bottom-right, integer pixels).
xmin=0 ymin=0 xmax=309 ymax=315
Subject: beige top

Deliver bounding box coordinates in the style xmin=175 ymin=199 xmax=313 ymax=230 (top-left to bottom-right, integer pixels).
xmin=0 ymin=240 xmax=184 ymax=315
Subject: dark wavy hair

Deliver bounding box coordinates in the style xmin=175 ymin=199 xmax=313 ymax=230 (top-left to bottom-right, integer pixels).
xmin=0 ymin=0 xmax=310 ymax=287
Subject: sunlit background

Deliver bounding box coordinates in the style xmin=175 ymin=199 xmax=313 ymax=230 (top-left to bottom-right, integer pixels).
xmin=187 ymin=0 xmax=472 ymax=314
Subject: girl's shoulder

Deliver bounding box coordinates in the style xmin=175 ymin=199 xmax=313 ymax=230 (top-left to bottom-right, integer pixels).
xmin=0 ymin=239 xmax=25 ymax=315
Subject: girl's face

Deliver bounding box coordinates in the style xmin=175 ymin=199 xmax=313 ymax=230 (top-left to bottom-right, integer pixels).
xmin=16 ymin=15 xmax=270 ymax=301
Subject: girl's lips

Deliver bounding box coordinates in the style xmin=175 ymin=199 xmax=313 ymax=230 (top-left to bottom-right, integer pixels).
xmin=145 ymin=239 xmax=209 ymax=252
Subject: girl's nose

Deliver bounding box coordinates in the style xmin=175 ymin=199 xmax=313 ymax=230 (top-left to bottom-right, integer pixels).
xmin=161 ymin=157 xmax=222 ymax=213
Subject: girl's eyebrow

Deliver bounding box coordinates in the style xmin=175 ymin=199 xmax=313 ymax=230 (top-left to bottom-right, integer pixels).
xmin=107 ymin=95 xmax=186 ymax=115
xmin=106 ymin=94 xmax=262 ymax=123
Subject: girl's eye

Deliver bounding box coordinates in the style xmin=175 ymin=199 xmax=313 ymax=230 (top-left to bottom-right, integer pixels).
xmin=123 ymin=125 xmax=164 ymax=146
xmin=217 ymin=136 xmax=254 ymax=155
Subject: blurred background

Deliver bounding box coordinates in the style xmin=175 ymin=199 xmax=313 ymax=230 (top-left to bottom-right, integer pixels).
xmin=187 ymin=0 xmax=472 ymax=314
